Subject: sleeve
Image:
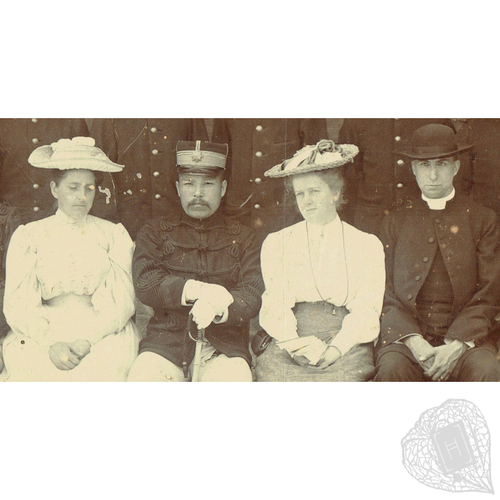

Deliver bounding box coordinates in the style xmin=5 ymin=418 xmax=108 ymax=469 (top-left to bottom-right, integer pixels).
xmin=329 ymin=233 xmax=386 ymax=356
xmin=378 ymin=213 xmax=423 ymax=344
xmin=3 ymin=225 xmax=54 ymax=350
xmin=86 ymin=222 xmax=137 ymax=345
xmin=224 ymin=228 xmax=264 ymax=327
xmin=446 ymin=209 xmax=500 ymax=343
xmin=259 ymin=232 xmax=299 ymax=342
xmin=132 ymin=221 xmax=188 ymax=310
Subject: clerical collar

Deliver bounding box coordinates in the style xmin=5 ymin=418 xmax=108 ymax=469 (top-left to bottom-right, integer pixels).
xmin=422 ymin=188 xmax=455 ymax=210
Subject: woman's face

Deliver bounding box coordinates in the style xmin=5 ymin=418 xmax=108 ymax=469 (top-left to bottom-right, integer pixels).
xmin=50 ymin=169 xmax=96 ymax=221
xmin=292 ymin=172 xmax=339 ymax=225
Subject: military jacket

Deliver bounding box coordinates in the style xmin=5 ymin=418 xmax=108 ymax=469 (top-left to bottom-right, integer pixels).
xmin=133 ymin=211 xmax=264 ymax=367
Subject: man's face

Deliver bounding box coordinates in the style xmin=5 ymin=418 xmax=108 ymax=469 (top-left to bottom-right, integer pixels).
xmin=176 ymin=172 xmax=227 ymax=219
xmin=411 ymin=157 xmax=460 ymax=199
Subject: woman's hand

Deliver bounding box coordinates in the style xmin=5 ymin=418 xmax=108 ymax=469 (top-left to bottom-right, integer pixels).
xmin=70 ymin=339 xmax=91 ymax=359
xmin=317 ymin=345 xmax=342 ymax=369
xmin=49 ymin=342 xmax=82 ymax=370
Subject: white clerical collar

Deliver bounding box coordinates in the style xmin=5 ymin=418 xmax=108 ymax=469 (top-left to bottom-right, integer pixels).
xmin=422 ymin=188 xmax=455 ymax=210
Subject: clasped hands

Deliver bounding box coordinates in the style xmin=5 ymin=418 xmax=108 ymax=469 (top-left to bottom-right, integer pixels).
xmin=186 ymin=280 xmax=234 ymax=329
xmin=279 ymin=337 xmax=341 ymax=369
xmin=404 ymin=335 xmax=467 ymax=381
xmin=49 ymin=339 xmax=91 ymax=371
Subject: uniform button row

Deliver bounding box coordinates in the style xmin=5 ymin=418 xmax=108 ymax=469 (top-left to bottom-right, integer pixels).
xmin=428 ymin=237 xmax=435 ymax=243
xmin=254 ymin=204 xmax=260 ymax=209
xmin=33 ymin=206 xmax=39 ymax=212
xmin=423 ymin=257 xmax=429 ymax=262
xmin=150 ymin=127 xmax=157 ymax=133
xmin=396 ymin=183 xmax=404 ymax=189
xmin=395 ymin=136 xmax=401 ymax=142
xmin=31 ymin=118 xmax=38 ymax=123
xmin=255 ymin=125 xmax=263 ymax=132
xmin=435 ymin=218 xmax=440 ymax=224
xmin=397 ymin=159 xmax=404 ymax=166
xmin=33 ymin=184 xmax=39 ymax=189
xmin=32 ymin=138 xmax=39 ymax=144
xmin=255 ymin=151 xmax=263 ymax=158
xmin=155 ymin=194 xmax=161 ymax=200
xmin=153 ymin=171 xmax=160 ymax=177
xmin=152 ymin=149 xmax=159 ymax=155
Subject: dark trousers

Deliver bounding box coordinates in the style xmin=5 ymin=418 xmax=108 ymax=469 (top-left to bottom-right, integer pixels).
xmin=374 ymin=342 xmax=500 ymax=382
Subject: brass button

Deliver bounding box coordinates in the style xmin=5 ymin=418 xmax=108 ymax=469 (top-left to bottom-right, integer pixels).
xmin=152 ymin=149 xmax=159 ymax=155
xmin=415 ymin=276 xmax=421 ymax=281
xmin=435 ymin=218 xmax=440 ymax=224
xmin=254 ymin=177 xmax=262 ymax=184
xmin=428 ymin=237 xmax=435 ymax=243
xmin=154 ymin=194 xmax=161 ymax=200
xmin=396 ymin=183 xmax=403 ymax=189
xmin=153 ymin=171 xmax=160 ymax=177
xmin=33 ymin=183 xmax=39 ymax=189
xmin=397 ymin=159 xmax=404 ymax=166
xmin=407 ymin=294 xmax=413 ymax=300
xmin=150 ymin=127 xmax=157 ymax=133
xmin=423 ymin=257 xmax=429 ymax=263
xmin=255 ymin=125 xmax=263 ymax=132
xmin=32 ymin=138 xmax=39 ymax=144
xmin=254 ymin=204 xmax=261 ymax=209
xmin=395 ymin=136 xmax=401 ymax=142
xmin=31 ymin=118 xmax=38 ymax=123
xmin=33 ymin=206 xmax=39 ymax=212
xmin=255 ymin=151 xmax=263 ymax=158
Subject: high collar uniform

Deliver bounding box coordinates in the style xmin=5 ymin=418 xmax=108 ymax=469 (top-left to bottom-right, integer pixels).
xmin=132 ymin=210 xmax=264 ymax=368
xmin=91 ymin=119 xmax=208 ymax=239
xmin=377 ymin=193 xmax=500 ymax=354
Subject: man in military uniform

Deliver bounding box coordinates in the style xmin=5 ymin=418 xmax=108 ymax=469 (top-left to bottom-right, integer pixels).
xmin=374 ymin=124 xmax=500 ymax=382
xmin=0 ymin=119 xmax=116 ymax=223
xmin=127 ymin=141 xmax=263 ymax=381
xmin=212 ymin=118 xmax=327 ymax=240
xmin=91 ymin=119 xmax=208 ymax=239
xmin=338 ymin=119 xmax=471 ymax=236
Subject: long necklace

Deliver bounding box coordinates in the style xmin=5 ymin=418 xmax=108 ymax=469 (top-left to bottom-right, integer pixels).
xmin=306 ymin=219 xmax=349 ymax=314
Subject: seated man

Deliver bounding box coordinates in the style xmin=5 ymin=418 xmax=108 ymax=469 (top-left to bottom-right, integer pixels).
xmin=375 ymin=124 xmax=500 ymax=382
xmin=127 ymin=141 xmax=264 ymax=381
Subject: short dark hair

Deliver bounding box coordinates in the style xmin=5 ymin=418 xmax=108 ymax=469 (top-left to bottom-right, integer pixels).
xmin=285 ymin=169 xmax=346 ymax=209
xmin=177 ymin=167 xmax=225 ymax=181
xmin=51 ymin=169 xmax=101 ymax=186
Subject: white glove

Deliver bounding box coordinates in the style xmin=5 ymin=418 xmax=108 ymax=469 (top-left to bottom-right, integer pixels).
xmin=184 ymin=280 xmax=234 ymax=312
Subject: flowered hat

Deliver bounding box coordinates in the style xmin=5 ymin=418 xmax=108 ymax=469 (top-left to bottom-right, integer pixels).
xmin=264 ymin=139 xmax=359 ymax=178
xmin=28 ymin=137 xmax=124 ymax=172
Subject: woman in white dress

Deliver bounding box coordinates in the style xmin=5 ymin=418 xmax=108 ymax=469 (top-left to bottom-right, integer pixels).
xmin=1 ymin=137 xmax=140 ymax=381
xmin=256 ymin=140 xmax=386 ymax=381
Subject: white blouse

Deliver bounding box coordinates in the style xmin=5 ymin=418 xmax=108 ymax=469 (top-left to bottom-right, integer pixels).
xmin=4 ymin=210 xmax=136 ymax=351
xmin=259 ymin=217 xmax=386 ymax=356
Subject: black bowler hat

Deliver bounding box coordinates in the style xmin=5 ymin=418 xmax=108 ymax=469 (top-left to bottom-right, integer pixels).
xmin=398 ymin=124 xmax=473 ymax=160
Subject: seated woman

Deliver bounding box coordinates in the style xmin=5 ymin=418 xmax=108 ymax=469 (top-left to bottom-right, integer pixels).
xmin=1 ymin=137 xmax=140 ymax=381
xmin=255 ymin=140 xmax=385 ymax=382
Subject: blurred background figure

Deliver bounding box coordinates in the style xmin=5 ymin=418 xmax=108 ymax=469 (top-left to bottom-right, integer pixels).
xmin=91 ymin=119 xmax=208 ymax=239
xmin=454 ymin=118 xmax=500 ymax=216
xmin=0 ymin=119 xmax=116 ymax=224
xmin=338 ymin=118 xmax=472 ymax=236
xmin=212 ymin=118 xmax=328 ymax=241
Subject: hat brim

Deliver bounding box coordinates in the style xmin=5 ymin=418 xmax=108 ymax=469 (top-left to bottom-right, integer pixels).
xmin=28 ymin=145 xmax=124 ymax=173
xmin=397 ymin=144 xmax=473 ymax=160
xmin=264 ymin=144 xmax=358 ymax=179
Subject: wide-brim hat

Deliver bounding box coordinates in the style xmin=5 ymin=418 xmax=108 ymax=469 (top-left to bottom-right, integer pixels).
xmin=176 ymin=140 xmax=228 ymax=173
xmin=264 ymin=139 xmax=358 ymax=178
xmin=28 ymin=137 xmax=124 ymax=172
xmin=397 ymin=124 xmax=473 ymax=160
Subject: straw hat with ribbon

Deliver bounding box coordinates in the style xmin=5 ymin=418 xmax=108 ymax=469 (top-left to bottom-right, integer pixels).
xmin=28 ymin=137 xmax=124 ymax=172
xmin=264 ymin=139 xmax=359 ymax=178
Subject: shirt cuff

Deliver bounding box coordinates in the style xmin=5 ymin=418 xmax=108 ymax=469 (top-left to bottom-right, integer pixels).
xmin=394 ymin=333 xmax=423 ymax=345
xmin=444 ymin=337 xmax=475 ymax=349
